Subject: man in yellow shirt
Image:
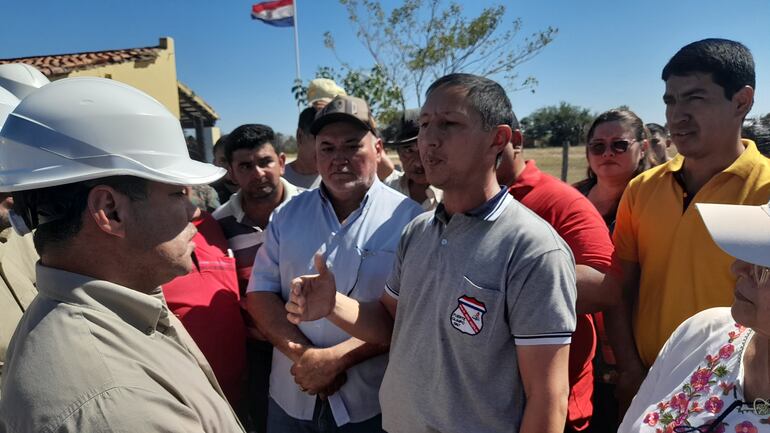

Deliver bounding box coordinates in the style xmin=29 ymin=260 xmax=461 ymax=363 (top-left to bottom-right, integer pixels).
xmin=609 ymin=38 xmax=770 ymax=412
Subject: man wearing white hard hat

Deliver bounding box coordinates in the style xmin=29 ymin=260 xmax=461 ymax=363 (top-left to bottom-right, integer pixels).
xmin=0 ymin=77 xmax=245 ymax=432
xmin=0 ymin=84 xmax=39 ymax=398
xmin=0 ymin=86 xmax=19 ymax=233
xmin=0 ymin=63 xmax=50 ymax=99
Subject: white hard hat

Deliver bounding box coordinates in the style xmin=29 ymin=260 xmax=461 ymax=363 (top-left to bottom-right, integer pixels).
xmin=0 ymin=77 xmax=224 ymax=192
xmin=697 ymin=201 xmax=770 ymax=268
xmin=0 ymin=86 xmax=19 ymax=128
xmin=0 ymin=63 xmax=50 ymax=99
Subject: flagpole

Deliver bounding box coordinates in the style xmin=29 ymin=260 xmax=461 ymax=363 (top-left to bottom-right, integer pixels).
xmin=292 ymin=0 xmax=302 ymax=112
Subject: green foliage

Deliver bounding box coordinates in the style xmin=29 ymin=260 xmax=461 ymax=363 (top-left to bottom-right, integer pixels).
xmin=292 ymin=65 xmax=404 ymax=124
xmin=274 ymin=132 xmax=297 ymax=153
xmin=521 ymin=102 xmax=594 ymax=147
xmin=292 ymin=0 xmax=557 ymax=117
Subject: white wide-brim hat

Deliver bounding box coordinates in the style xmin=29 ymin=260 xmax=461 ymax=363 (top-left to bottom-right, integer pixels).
xmin=697 ymin=201 xmax=770 ymax=267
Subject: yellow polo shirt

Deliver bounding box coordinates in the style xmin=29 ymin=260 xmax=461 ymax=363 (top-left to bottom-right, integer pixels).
xmin=613 ymin=140 xmax=770 ymax=367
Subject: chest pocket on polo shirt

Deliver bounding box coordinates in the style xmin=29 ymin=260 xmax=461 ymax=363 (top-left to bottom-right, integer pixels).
xmin=447 ymin=275 xmax=503 ymax=340
xmin=348 ymin=248 xmax=396 ymax=301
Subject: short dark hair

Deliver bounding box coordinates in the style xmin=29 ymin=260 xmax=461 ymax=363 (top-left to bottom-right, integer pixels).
xmin=13 ymin=176 xmax=148 ymax=255
xmin=425 ymin=73 xmax=514 ymax=131
xmin=213 ymin=134 xmax=229 ymax=156
xmin=662 ymin=38 xmax=755 ymax=100
xmin=646 ymin=123 xmax=668 ymax=137
xmin=298 ymin=106 xmax=320 ymax=135
xmin=224 ymin=124 xmax=277 ymax=163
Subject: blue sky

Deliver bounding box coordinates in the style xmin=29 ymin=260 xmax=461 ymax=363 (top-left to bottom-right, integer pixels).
xmin=1 ymin=0 xmax=768 ymax=136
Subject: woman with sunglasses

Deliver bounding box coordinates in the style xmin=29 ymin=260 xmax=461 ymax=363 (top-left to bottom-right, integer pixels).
xmin=574 ymin=109 xmax=655 ymax=232
xmin=574 ymin=109 xmax=655 ymax=433
xmin=619 ymin=200 xmax=770 ymax=432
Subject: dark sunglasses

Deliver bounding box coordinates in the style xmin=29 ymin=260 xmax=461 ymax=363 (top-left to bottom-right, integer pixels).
xmin=587 ymin=139 xmax=633 ymax=156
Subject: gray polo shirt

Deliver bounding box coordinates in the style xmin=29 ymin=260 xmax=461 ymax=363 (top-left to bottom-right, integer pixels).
xmin=380 ymin=188 xmax=577 ymax=433
xmin=0 ymin=264 xmax=244 ymax=433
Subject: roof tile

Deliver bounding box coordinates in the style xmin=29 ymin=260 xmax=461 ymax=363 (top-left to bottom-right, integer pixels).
xmin=0 ymin=45 xmax=161 ymax=77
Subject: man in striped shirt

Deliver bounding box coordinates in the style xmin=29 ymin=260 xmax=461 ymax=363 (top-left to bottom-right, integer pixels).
xmin=212 ymin=123 xmax=299 ymax=432
xmin=213 ymin=124 xmax=300 ymax=293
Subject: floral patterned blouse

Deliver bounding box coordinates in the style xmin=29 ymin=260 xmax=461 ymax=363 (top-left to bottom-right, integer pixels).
xmin=620 ymin=308 xmax=770 ymax=432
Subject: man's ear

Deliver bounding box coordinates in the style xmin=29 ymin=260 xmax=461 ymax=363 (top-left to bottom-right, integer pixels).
xmin=373 ymin=136 xmax=384 ymax=162
xmin=733 ymin=85 xmax=755 ymax=119
xmin=86 ymin=186 xmax=129 ymax=238
xmin=492 ymin=125 xmax=513 ymax=155
xmin=278 ymin=152 xmax=287 ymax=175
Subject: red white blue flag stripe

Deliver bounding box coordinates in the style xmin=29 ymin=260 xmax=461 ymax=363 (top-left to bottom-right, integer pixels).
xmin=251 ymin=0 xmax=294 ymax=27
xmin=458 ymin=296 xmax=486 ymax=313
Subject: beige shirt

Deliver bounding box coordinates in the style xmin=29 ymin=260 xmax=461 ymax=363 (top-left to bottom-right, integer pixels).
xmin=383 ymin=170 xmax=442 ymax=211
xmin=0 ymin=230 xmax=38 ymax=389
xmin=0 ymin=264 xmax=245 ymax=433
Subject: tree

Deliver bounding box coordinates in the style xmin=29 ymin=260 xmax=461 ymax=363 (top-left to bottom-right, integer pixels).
xmin=274 ymin=132 xmax=298 ymax=154
xmin=743 ymin=114 xmax=770 ymax=156
xmin=294 ymin=0 xmax=557 ymax=119
xmin=521 ymin=102 xmax=594 ymax=148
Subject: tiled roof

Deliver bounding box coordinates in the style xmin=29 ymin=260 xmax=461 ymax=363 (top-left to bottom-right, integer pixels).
xmin=0 ymin=46 xmax=160 ymax=77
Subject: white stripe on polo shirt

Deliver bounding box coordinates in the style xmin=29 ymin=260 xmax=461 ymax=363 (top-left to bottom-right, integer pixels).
xmin=384 ymin=282 xmax=399 ymax=299
xmin=514 ymin=333 xmax=573 ymax=346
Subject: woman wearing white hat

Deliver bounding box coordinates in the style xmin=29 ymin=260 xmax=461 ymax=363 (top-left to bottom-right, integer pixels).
xmin=619 ymin=201 xmax=770 ymax=432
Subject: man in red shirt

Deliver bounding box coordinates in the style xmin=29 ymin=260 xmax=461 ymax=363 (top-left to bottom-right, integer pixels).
xmin=162 ymin=210 xmax=247 ymax=418
xmin=497 ymin=116 xmax=619 ymax=432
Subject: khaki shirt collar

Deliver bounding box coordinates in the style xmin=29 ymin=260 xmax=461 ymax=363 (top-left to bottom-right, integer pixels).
xmin=36 ymin=264 xmax=167 ymax=333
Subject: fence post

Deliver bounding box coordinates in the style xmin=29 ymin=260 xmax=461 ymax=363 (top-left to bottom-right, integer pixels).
xmin=561 ymin=140 xmax=570 ymax=181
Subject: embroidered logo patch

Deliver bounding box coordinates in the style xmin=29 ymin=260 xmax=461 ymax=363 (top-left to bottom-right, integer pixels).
xmin=450 ymin=295 xmax=486 ymax=335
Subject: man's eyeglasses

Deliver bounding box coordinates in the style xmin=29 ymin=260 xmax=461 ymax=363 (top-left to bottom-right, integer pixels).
xmin=672 ymin=397 xmax=770 ymax=432
xmin=587 ymin=139 xmax=633 ymax=156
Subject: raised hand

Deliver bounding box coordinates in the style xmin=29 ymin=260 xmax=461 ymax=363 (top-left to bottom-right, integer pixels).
xmin=286 ymin=253 xmax=338 ymax=324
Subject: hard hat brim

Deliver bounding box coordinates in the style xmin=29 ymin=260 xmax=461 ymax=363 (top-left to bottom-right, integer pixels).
xmin=0 ymin=133 xmax=225 ymax=192
xmin=0 ymin=109 xmax=225 ymax=192
xmin=697 ymin=202 xmax=770 ymax=268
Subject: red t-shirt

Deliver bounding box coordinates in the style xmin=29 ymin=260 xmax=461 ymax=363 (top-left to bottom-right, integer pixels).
xmin=162 ymin=212 xmax=247 ymax=406
xmin=509 ymin=160 xmax=614 ymax=431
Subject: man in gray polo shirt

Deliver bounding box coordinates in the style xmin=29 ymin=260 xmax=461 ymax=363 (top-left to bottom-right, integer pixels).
xmin=286 ymin=73 xmax=577 ymax=433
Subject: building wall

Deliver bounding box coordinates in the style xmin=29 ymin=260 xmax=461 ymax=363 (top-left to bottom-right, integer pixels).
xmin=66 ymin=38 xmax=180 ymax=118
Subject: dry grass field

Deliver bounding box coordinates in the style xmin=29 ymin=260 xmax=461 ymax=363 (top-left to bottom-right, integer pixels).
xmin=287 ymin=146 xmax=590 ymax=185
xmin=515 ymin=146 xmax=589 ymax=185
xmin=383 ymin=146 xmax=590 ymax=185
